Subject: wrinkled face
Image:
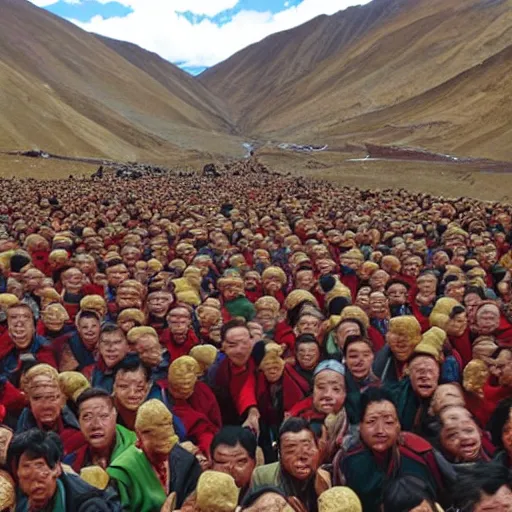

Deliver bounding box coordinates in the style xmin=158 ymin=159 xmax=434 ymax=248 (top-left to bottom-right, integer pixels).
xmin=473 ymin=485 xmax=512 ymax=512
xmin=116 ymin=287 xmax=142 ymax=310
xmin=417 ymin=277 xmax=437 ymax=296
xmin=75 ymin=258 xmax=95 ymax=276
xmin=77 ymin=317 xmax=101 ymax=350
xmin=98 ymin=330 xmax=129 ymax=368
xmin=280 ymin=430 xmax=318 ymax=481
xmin=106 ymin=264 xmax=129 ymax=287
xmin=345 ymin=341 xmax=374 ymax=381
xmin=440 ymin=416 xmax=481 ymax=462
xmin=244 ymin=275 xmax=259 ymax=290
xmin=42 ymin=308 xmax=66 ymax=332
xmin=476 ymin=306 xmax=500 ymax=335
xmin=335 ymin=322 xmax=361 ymax=352
xmin=17 ymin=454 xmax=61 ymax=511
xmin=168 ymin=309 xmax=191 ymax=339
xmin=464 ymin=292 xmax=482 ymax=321
xmin=386 ymin=283 xmax=408 ymax=306
xmin=369 ymin=294 xmax=388 ymax=319
xmin=212 ymin=443 xmax=256 ymax=489
xmin=147 ymin=291 xmax=173 ymax=318
xmin=79 ymin=397 xmax=117 ymax=451
xmin=135 ymin=334 xmax=162 ymax=367
xmin=223 ymin=326 xmax=253 ymax=367
xmin=29 ymin=378 xmax=63 ymax=429
xmin=0 ymin=426 xmax=13 ymax=465
xmin=23 ymin=270 xmax=44 ymax=292
xmin=137 ymin=417 xmax=176 ymax=458
xmin=447 ymin=312 xmax=468 ymax=337
xmin=402 ymin=258 xmax=421 ymax=277
xmin=62 ymin=268 xmax=84 ymax=292
xmin=360 ymin=401 xmax=400 ymax=453
xmin=296 ymin=314 xmax=321 ymax=336
xmin=295 ymin=270 xmax=315 ymax=291
xmin=387 ymin=330 xmax=415 ymax=362
xmin=296 ymin=342 xmax=320 ymax=371
xmin=313 ymin=370 xmax=346 ymax=415
xmin=430 ymin=384 xmax=465 ymax=415
xmin=7 ymin=306 xmax=34 ymax=349
xmin=496 ymin=351 xmax=512 ymax=387
xmin=409 ymin=356 xmax=440 ymax=399
xmin=433 ymin=251 xmax=450 ymax=268
xmin=256 ymin=309 xmax=277 ymax=332
xmin=114 ymin=369 xmax=149 ymax=411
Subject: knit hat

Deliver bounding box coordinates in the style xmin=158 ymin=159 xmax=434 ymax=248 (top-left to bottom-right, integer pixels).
xmin=413 ymin=327 xmax=446 ymax=362
xmin=314 ymin=359 xmax=346 ymax=378
xmin=196 ymin=471 xmax=240 ymax=512
xmin=318 ymin=487 xmax=362 ymax=512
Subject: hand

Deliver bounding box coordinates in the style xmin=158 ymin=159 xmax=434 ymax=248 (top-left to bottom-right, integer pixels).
xmin=242 ymin=407 xmax=260 ymax=437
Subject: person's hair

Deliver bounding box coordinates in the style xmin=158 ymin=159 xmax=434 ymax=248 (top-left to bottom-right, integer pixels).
xmin=210 ymin=426 xmax=257 ymax=460
xmin=360 ymin=387 xmax=398 ymax=422
xmin=382 ymin=475 xmax=437 ymax=512
xmin=449 ymin=305 xmax=466 ymax=318
xmin=385 ymin=279 xmax=410 ymax=291
xmin=168 ymin=304 xmax=192 ymax=317
xmin=76 ymin=387 xmax=114 ymax=411
xmin=99 ymin=322 xmax=124 ymax=339
xmin=335 ymin=317 xmax=367 ymax=338
xmin=294 ymin=333 xmax=320 ymax=352
xmin=452 ymin=461 xmax=512 ymax=511
xmin=240 ymin=486 xmax=287 ymax=508
xmin=6 ymin=303 xmax=33 ymax=318
xmin=7 ymin=429 xmax=63 ymax=471
xmin=344 ymin=335 xmax=374 ymax=354
xmin=77 ymin=310 xmax=101 ymax=324
xmin=113 ymin=357 xmax=151 ymax=383
xmin=278 ymin=417 xmax=315 ymax=449
xmin=489 ymin=396 xmax=512 ymax=449
xmin=464 ymin=286 xmax=486 ymax=301
xmin=221 ymin=318 xmax=248 ymax=342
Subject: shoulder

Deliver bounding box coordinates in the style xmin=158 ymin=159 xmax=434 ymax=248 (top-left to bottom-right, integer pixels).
xmin=170 ymin=444 xmax=198 ymax=468
xmin=252 ymin=462 xmax=281 ymax=485
xmin=287 ymin=396 xmax=313 ymax=416
xmin=401 ymin=432 xmax=434 ymax=454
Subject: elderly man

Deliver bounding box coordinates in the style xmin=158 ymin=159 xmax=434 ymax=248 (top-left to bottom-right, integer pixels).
xmin=8 ymin=429 xmax=121 ymax=511
xmin=160 ymin=305 xmax=199 ymax=361
xmin=107 ymin=399 xmax=201 ymax=511
xmin=16 ymin=364 xmax=84 ymax=455
xmin=146 ymin=289 xmax=174 ymax=335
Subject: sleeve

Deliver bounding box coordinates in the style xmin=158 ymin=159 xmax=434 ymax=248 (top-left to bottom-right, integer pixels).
xmin=234 ymin=372 xmax=258 ymax=417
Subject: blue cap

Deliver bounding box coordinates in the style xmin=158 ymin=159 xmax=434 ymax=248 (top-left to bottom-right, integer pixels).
xmin=313 ymin=359 xmax=345 ymax=378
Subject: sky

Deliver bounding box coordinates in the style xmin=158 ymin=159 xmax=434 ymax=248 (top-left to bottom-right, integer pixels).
xmin=29 ymin=0 xmax=373 ymax=75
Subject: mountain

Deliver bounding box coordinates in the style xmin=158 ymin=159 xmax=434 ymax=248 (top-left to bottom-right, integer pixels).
xmin=0 ymin=0 xmax=240 ymax=161
xmin=202 ymin=0 xmax=512 ymax=160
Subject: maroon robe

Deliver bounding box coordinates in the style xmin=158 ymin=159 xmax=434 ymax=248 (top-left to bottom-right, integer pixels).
xmin=160 ymin=329 xmax=199 ymax=361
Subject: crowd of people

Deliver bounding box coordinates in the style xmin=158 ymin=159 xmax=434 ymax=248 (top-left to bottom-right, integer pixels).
xmin=0 ymin=162 xmax=511 ymax=511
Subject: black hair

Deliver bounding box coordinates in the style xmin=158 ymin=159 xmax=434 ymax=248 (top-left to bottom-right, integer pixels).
xmin=278 ymin=417 xmax=315 ymax=449
xmin=240 ymin=486 xmax=287 ymax=508
xmin=210 ymin=426 xmax=257 ymax=460
xmin=489 ymin=396 xmax=512 ymax=449
xmin=385 ymin=279 xmax=410 ymax=291
xmin=100 ymin=322 xmax=124 ymax=337
xmin=360 ymin=387 xmax=398 ymax=422
xmin=76 ymin=387 xmax=115 ymax=411
xmin=449 ymin=305 xmax=466 ymax=319
xmin=7 ymin=429 xmax=63 ymax=471
xmin=221 ymin=318 xmax=248 ymax=342
xmin=294 ymin=333 xmax=320 ymax=352
xmin=113 ymin=356 xmax=151 ymax=383
xmin=344 ymin=335 xmax=374 ymax=354
xmin=77 ymin=310 xmax=101 ymax=322
xmin=464 ymin=286 xmax=486 ymax=301
xmin=382 ymin=476 xmax=437 ymax=512
xmin=335 ymin=317 xmax=368 ymax=338
xmin=452 ymin=461 xmax=512 ymax=511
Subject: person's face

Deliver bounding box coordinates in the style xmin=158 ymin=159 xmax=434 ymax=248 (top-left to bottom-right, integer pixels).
xmin=464 ymin=293 xmax=482 ymax=320
xmin=295 ymin=270 xmax=314 ymax=291
xmin=77 ymin=317 xmax=101 ymax=350
xmin=168 ymin=309 xmax=191 ymax=339
xmin=116 ymin=287 xmax=142 ymax=310
xmin=417 ymin=277 xmax=437 ymax=296
xmin=430 ymin=384 xmax=465 ymax=415
xmin=410 ymin=501 xmax=436 ymax=512
xmin=447 ymin=312 xmax=468 ymax=337
xmin=169 ymin=364 xmax=197 ymax=400
xmin=62 ymin=268 xmax=83 ymax=292
xmin=369 ymin=294 xmax=388 ymax=319
xmin=223 ymin=284 xmax=240 ymax=302
xmin=262 ymin=359 xmax=284 ymax=384
xmin=98 ymin=330 xmax=129 ymax=368
xmin=476 ymin=307 xmax=501 ymax=335
xmin=446 ymin=282 xmax=465 ymax=303
xmin=114 ymin=369 xmax=149 ymax=411
xmin=296 ymin=342 xmax=320 ymax=371
xmin=23 ymin=270 xmax=43 ymax=293
xmin=107 ymin=265 xmax=129 ymax=287
xmin=212 ymin=442 xmax=256 ymax=489
xmin=386 ymin=283 xmax=408 ymax=306
xmin=248 ymin=322 xmax=264 ymax=344
xmin=244 ymin=276 xmax=259 ymax=290
xmin=441 ymin=417 xmax=481 ymax=462
xmin=474 ymin=485 xmax=512 ymax=512
xmin=29 ymin=380 xmax=64 ymax=428
xmin=345 ymin=341 xmax=374 ymax=381
xmin=255 ymin=310 xmax=277 ymax=332
xmin=7 ymin=306 xmax=34 ymax=349
xmin=370 ymin=271 xmax=389 ymax=291
xmin=279 ymin=429 xmax=318 ymax=481
xmin=79 ymin=397 xmax=117 ymax=451
xmin=409 ymin=356 xmax=440 ymax=399
xmin=340 ymin=255 xmax=361 ymax=271
xmin=147 ymin=292 xmax=173 ymax=318
xmin=42 ymin=308 xmax=65 ymax=332
xmin=75 ymin=258 xmax=95 ymax=276
xmin=496 ymin=351 xmax=512 ymax=387
xmin=136 ymin=335 xmax=163 ymax=367
xmin=387 ymin=330 xmax=415 ymax=362
xmin=360 ymin=400 xmax=400 ymax=453
xmin=17 ymin=454 xmax=61 ymax=511
xmin=313 ymin=370 xmax=346 ymax=415
xmin=0 ymin=427 xmax=13 ymax=465
xmin=122 ymin=248 xmax=141 ymax=268
xmin=295 ymin=315 xmax=321 ymax=336
xmin=402 ymin=258 xmax=421 ymax=277
xmin=433 ymin=251 xmax=450 ymax=268
xmin=355 ymin=287 xmax=371 ymax=310
xmin=223 ymin=326 xmax=253 ymax=367
xmin=335 ymin=322 xmax=361 ymax=351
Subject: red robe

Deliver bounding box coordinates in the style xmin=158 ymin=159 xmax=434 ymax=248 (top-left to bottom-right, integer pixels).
xmin=410 ymin=300 xmax=432 ymax=333
xmin=160 ymin=329 xmax=199 ymax=362
xmin=273 ymin=321 xmax=296 ymax=353
xmin=494 ymin=316 xmax=512 ymax=348
xmin=449 ymin=329 xmax=472 ymax=368
xmin=367 ymin=326 xmax=386 ymax=352
xmin=287 ymin=395 xmax=325 ymax=423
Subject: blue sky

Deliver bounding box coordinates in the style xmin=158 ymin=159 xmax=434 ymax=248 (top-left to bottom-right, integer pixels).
xmin=31 ymin=0 xmax=372 ymax=74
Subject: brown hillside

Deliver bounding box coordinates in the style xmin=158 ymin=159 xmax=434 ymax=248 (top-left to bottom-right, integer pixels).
xmin=202 ymin=0 xmax=512 ymax=160
xmin=0 ymin=0 xmax=240 ymax=160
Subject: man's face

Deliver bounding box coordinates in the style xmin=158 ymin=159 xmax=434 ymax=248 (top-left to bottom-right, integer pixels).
xmin=106 ymin=265 xmax=129 ymax=287
xmin=447 ymin=312 xmax=468 ymax=337
xmin=409 ymin=356 xmax=440 ymax=399
xmin=255 ymin=310 xmax=277 ymax=332
xmin=168 ymin=309 xmax=191 ymax=339
xmin=29 ymin=378 xmax=64 ymax=429
xmin=296 ymin=342 xmax=320 ymax=371
xmin=386 ymin=283 xmax=408 ymax=306
xmin=42 ymin=308 xmax=65 ymax=332
xmin=212 ymin=442 xmax=256 ymax=489
xmin=502 ymin=414 xmax=512 ymax=457
xmin=476 ymin=306 xmax=501 ymax=335
xmin=440 ymin=416 xmax=481 ymax=462
xmin=77 ymin=317 xmax=101 ymax=350
xmin=147 ymin=292 xmax=173 ymax=318
xmin=295 ymin=270 xmax=314 ymax=291
xmin=496 ymin=350 xmax=512 ymax=387
xmin=369 ymin=293 xmax=389 ymax=319
xmin=446 ymin=282 xmax=465 ymax=303
xmin=222 ymin=326 xmax=253 ymax=367
xmin=335 ymin=322 xmax=361 ymax=352
xmin=116 ymin=287 xmax=142 ymax=310
xmin=114 ymin=369 xmax=149 ymax=411
xmin=370 ymin=271 xmax=389 ymax=291
xmin=387 ymin=330 xmax=415 ymax=362
xmin=279 ymin=429 xmax=318 ymax=481
xmin=345 ymin=341 xmax=374 ymax=381
xmin=23 ymin=270 xmax=44 ymax=293
xmin=122 ymin=248 xmax=141 ymax=268
xmin=313 ymin=370 xmax=346 ymax=415
xmin=62 ymin=268 xmax=83 ymax=292
xmin=7 ymin=306 xmax=34 ymax=349
xmin=295 ymin=315 xmax=321 ymax=336
xmin=417 ymin=277 xmax=437 ymax=296
xmin=402 ymin=258 xmax=421 ymax=277
xmin=98 ymin=330 xmax=129 ymax=368
xmin=474 ymin=485 xmax=512 ymax=512
xmin=222 ymin=284 xmax=240 ymax=302
xmin=360 ymin=400 xmax=400 ymax=453
xmin=136 ymin=335 xmax=163 ymax=367
xmin=79 ymin=397 xmax=117 ymax=451
xmin=17 ymin=454 xmax=61 ymax=511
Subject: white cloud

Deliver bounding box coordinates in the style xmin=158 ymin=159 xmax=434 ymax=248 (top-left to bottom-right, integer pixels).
xmin=29 ymin=0 xmax=59 ymax=6
xmin=29 ymin=0 xmax=374 ymax=69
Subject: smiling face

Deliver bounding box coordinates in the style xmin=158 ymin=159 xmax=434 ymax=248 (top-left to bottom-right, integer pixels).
xmin=295 ymin=341 xmax=320 ymax=371
xmin=79 ymin=396 xmax=117 ymax=452
xmin=360 ymin=400 xmax=400 ymax=453
xmin=409 ymin=356 xmax=440 ymax=399
xmin=98 ymin=329 xmax=129 ymax=368
xmin=440 ymin=413 xmax=481 ymax=462
xmin=28 ymin=377 xmax=64 ymax=429
xmin=313 ymin=370 xmax=346 ymax=415
xmin=77 ymin=315 xmax=101 ymax=351
xmin=222 ymin=326 xmax=253 ymax=367
xmin=279 ymin=429 xmax=318 ymax=481
xmin=7 ymin=305 xmax=34 ymax=349
xmin=345 ymin=341 xmax=374 ymax=381
xmin=114 ymin=369 xmax=149 ymax=411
